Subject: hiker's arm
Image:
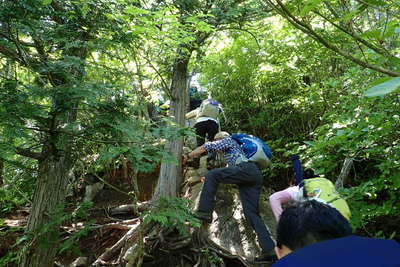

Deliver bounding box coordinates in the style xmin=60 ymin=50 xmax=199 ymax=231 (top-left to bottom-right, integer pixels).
xmin=186 ymin=109 xmax=198 ymax=119
xmin=188 ymin=146 xmax=206 ymax=159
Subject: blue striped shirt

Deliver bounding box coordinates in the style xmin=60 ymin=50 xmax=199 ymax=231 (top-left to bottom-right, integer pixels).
xmin=203 ymin=137 xmax=246 ymax=166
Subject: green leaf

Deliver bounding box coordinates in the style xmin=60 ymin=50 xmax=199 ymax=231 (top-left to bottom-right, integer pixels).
xmin=124 ymin=6 xmax=147 ymax=15
xmin=42 ymin=0 xmax=53 ymax=5
xmin=336 ymin=130 xmax=344 ymax=136
xmin=388 ymin=56 xmax=400 ymax=69
xmin=363 ymin=0 xmax=386 ymax=6
xmin=367 ymin=77 xmax=392 ymax=87
xmin=303 ymin=141 xmax=315 ymax=146
xmin=364 ymin=77 xmax=400 ymax=97
xmin=299 ymin=0 xmax=323 ymax=16
xmin=338 ymin=10 xmax=360 ymax=23
xmin=359 ymin=29 xmax=381 ymax=39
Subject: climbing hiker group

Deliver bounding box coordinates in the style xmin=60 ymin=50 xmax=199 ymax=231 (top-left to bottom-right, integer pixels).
xmin=182 ymin=96 xmax=400 ymax=266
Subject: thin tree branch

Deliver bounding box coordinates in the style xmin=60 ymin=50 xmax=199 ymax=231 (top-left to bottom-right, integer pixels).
xmin=264 ymin=0 xmax=400 ymax=77
xmin=0 ymin=45 xmax=21 ymax=62
xmin=15 ymin=147 xmax=42 ymax=160
xmin=312 ymin=10 xmax=392 ymax=57
xmin=142 ymin=50 xmax=172 ymax=98
xmin=219 ymin=26 xmax=261 ymax=50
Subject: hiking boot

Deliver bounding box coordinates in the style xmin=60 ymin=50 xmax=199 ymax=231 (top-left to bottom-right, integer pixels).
xmin=254 ymin=250 xmax=278 ymax=264
xmin=193 ymin=210 xmax=212 ymax=224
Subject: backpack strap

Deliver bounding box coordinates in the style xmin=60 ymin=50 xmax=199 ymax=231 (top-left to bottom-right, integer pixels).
xmin=298 ymin=180 xmax=307 ymax=198
xmin=326 ymin=197 xmax=341 ymax=204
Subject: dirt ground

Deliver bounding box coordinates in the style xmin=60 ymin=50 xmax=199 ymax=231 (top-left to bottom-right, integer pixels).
xmin=1 ymin=172 xmax=155 ymax=267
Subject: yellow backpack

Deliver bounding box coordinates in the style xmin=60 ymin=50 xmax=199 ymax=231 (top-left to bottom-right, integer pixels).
xmin=300 ymin=177 xmax=351 ymax=220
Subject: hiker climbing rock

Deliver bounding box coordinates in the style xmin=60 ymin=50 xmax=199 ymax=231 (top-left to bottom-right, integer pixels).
xmin=184 ymin=131 xmax=277 ymax=263
xmin=185 ymin=98 xmax=224 ymax=168
xmin=186 ymin=97 xmax=223 ymax=146
xmin=269 ymin=155 xmax=351 ymax=221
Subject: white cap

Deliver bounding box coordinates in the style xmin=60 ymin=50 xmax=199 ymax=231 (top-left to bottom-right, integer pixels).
xmin=214 ymin=131 xmax=230 ymax=140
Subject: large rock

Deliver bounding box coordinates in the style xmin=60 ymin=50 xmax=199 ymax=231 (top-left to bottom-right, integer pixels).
xmin=183 ymin=163 xmax=277 ymax=264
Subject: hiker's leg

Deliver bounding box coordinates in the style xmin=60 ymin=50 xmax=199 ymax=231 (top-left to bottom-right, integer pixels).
xmin=194 ymin=121 xmax=208 ymax=146
xmin=197 ymin=164 xmax=249 ymax=214
xmin=240 ymin=184 xmax=275 ymax=252
xmin=238 ymin=163 xmax=275 ymax=252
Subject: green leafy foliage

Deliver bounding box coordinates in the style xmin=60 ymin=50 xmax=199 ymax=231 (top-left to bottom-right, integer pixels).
xmin=57 ymin=202 xmax=94 ymax=256
xmin=1 ymin=202 xmax=94 ymax=265
xmin=0 ymin=158 xmax=36 ymax=213
xmin=201 ymin=248 xmax=223 ymax=264
xmin=42 ymin=0 xmax=53 ymax=5
xmin=295 ymin=78 xmax=400 ymax=239
xmin=343 ymin=174 xmax=400 ymax=239
xmin=0 ymin=186 xmax=28 ymax=214
xmin=0 ymin=225 xmax=22 ymax=266
xmin=143 ymin=197 xmax=200 ymax=235
xmin=299 ymin=0 xmax=323 ymax=16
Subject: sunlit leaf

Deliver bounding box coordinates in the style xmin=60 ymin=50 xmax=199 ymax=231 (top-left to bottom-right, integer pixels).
xmin=364 ymin=77 xmax=400 ymax=97
xmin=359 ymin=29 xmax=381 ymax=39
xmin=124 ymin=6 xmax=148 ymax=15
xmin=363 ymin=0 xmax=386 ymax=6
xmin=303 ymin=141 xmax=315 ymax=146
xmin=299 ymin=0 xmax=323 ymax=16
xmin=337 ymin=10 xmax=360 ymax=23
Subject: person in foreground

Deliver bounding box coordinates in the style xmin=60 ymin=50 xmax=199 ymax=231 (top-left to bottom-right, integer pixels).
xmin=184 ymin=131 xmax=276 ymax=263
xmin=273 ymin=200 xmax=400 ymax=267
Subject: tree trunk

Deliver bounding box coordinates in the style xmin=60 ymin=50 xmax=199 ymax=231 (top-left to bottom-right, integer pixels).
xmin=19 ymin=152 xmax=73 ymax=267
xmin=19 ymin=81 xmax=82 ymax=267
xmin=153 ymin=56 xmax=190 ymax=200
xmin=19 ymin=94 xmax=79 ymax=267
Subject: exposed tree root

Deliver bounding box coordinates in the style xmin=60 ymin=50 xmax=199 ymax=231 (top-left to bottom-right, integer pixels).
xmin=92 ymin=223 xmax=140 ymax=265
xmin=91 ymin=218 xmax=139 ymax=231
xmin=107 ymin=201 xmax=151 ymax=216
xmin=69 ymin=158 xmax=276 ymax=266
xmin=88 ymin=218 xmax=252 ymax=266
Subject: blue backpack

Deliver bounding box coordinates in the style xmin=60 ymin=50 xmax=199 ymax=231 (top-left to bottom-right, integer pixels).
xmin=231 ymin=133 xmax=272 ymax=168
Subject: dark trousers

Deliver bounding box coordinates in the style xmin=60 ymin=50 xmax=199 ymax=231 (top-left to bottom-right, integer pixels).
xmin=194 ymin=120 xmax=219 ymax=146
xmin=197 ymin=162 xmax=275 ymax=252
